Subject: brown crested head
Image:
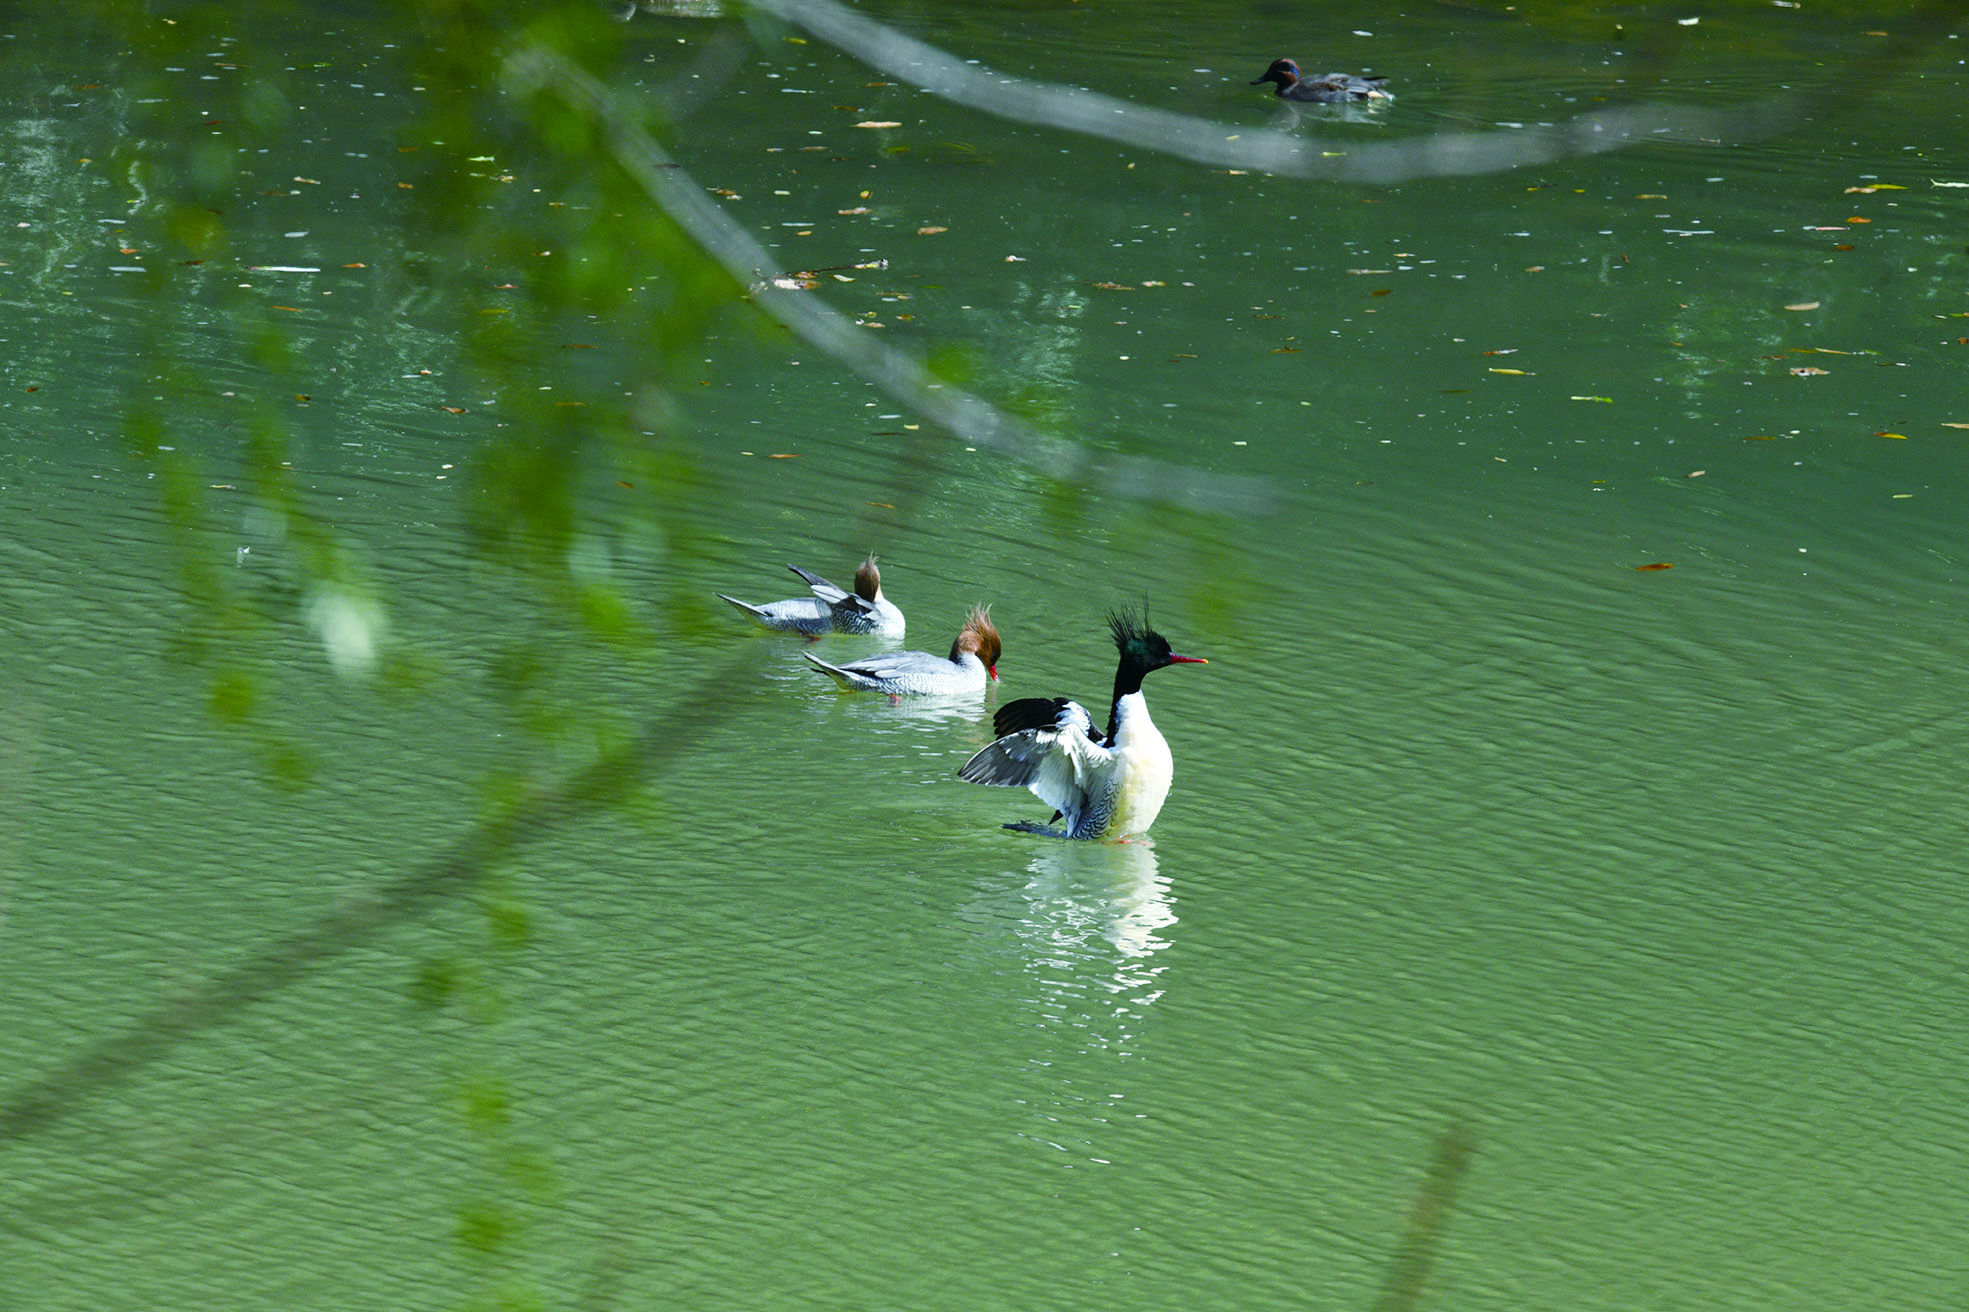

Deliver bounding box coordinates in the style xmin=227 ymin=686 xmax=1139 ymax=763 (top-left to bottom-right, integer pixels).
xmin=853 ymin=553 xmax=882 ymax=603
xmin=950 ymin=604 xmax=1001 ymax=679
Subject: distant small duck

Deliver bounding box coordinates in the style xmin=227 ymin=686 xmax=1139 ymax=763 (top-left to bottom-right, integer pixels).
xmin=717 ymin=554 xmax=905 ymax=636
xmin=805 ymin=605 xmax=1000 ymax=695
xmin=1250 ymin=57 xmax=1390 ymax=104
xmin=959 ymin=609 xmax=1205 ymax=840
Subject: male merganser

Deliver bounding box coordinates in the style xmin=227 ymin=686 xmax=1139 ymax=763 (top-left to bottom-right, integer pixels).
xmin=804 ymin=605 xmax=1000 ymax=695
xmin=717 ymin=554 xmax=905 ymax=636
xmin=1250 ymin=57 xmax=1390 ymax=103
xmin=959 ymin=609 xmax=1206 ymax=840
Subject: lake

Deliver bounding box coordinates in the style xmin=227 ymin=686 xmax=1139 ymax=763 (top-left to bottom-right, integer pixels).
xmin=3 ymin=3 xmax=1966 ymax=1309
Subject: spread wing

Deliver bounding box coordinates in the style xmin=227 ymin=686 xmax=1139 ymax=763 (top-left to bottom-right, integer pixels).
xmin=960 ymin=698 xmax=1112 ymax=828
xmin=990 ymin=696 xmax=1103 ymax=743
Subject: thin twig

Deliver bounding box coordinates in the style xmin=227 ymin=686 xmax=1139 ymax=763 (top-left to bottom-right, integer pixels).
xmin=0 ymin=663 xmax=755 ymax=1143
xmin=761 ymin=0 xmax=1969 ymax=184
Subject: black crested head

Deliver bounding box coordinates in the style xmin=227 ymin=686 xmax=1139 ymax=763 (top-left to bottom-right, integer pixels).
xmin=1104 ymin=607 xmax=1205 ymax=726
xmin=1108 ymin=606 xmax=1172 ymax=672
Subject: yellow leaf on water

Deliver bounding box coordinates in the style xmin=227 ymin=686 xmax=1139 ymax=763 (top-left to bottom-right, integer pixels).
xmin=1489 ymin=368 xmax=1531 ymax=375
xmin=1940 ymin=422 xmax=1969 ymax=429
xmin=1784 ymin=301 xmax=1820 ymax=311
xmin=916 ymin=226 xmax=947 ymax=235
xmin=855 ymin=121 xmax=902 ymax=129
xmin=1875 ymin=431 xmax=1907 ymax=439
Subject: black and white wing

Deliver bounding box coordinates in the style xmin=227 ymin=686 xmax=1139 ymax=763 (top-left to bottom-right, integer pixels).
xmin=989 ymin=696 xmax=1102 ymax=742
xmin=959 ymin=697 xmax=1111 ymax=830
xmin=788 ymin=564 xmax=877 ymax=622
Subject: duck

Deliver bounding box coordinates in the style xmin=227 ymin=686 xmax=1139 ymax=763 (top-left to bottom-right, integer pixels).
xmin=717 ymin=554 xmax=905 ymax=636
xmin=1250 ymin=57 xmax=1390 ymax=104
xmin=959 ymin=608 xmax=1206 ymax=840
xmin=804 ymin=605 xmax=1000 ymax=695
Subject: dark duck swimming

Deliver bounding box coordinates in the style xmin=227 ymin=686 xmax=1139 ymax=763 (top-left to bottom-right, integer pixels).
xmin=1251 ymin=57 xmax=1390 ymax=104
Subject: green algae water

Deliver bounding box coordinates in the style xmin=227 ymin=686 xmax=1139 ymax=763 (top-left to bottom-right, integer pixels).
xmin=4 ymin=4 xmax=1967 ymax=1309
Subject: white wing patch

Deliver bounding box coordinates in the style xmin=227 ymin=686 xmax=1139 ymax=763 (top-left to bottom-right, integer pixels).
xmin=960 ymin=722 xmax=1116 ymax=832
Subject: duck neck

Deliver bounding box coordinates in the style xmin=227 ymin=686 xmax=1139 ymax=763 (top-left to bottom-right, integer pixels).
xmin=1107 ymin=662 xmax=1151 ymax=740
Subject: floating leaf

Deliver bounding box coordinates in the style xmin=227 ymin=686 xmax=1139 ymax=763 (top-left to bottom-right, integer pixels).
xmin=1784 ymin=301 xmax=1820 ymax=311
xmin=855 ymin=121 xmax=902 ymax=129
xmin=768 ymin=453 xmax=799 ymax=459
xmin=1875 ymin=431 xmax=1907 ymax=439
xmin=916 ymin=226 xmax=947 ymax=235
xmin=1789 ymin=366 xmax=1830 ymax=376
xmin=1743 ymin=434 xmax=1779 ymax=440
xmin=1941 ymin=422 xmax=1969 ymax=429
xmin=1635 ymin=562 xmax=1675 ymax=571
xmin=1570 ymin=395 xmax=1613 ymax=403
xmin=1488 ymin=367 xmax=1531 ymax=375
xmin=1371 ymin=288 xmax=1392 ymax=297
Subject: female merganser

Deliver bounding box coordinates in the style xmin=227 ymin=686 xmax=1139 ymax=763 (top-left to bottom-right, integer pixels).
xmin=1250 ymin=57 xmax=1390 ymax=103
xmin=959 ymin=609 xmax=1206 ymax=840
xmin=804 ymin=605 xmax=1000 ymax=695
xmin=717 ymin=554 xmax=905 ymax=636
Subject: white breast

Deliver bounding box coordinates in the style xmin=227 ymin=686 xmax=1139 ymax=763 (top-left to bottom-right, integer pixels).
xmin=1100 ymin=692 xmax=1175 ymax=838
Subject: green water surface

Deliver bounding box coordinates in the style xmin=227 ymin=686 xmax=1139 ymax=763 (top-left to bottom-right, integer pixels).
xmin=3 ymin=4 xmax=1967 ymax=1310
